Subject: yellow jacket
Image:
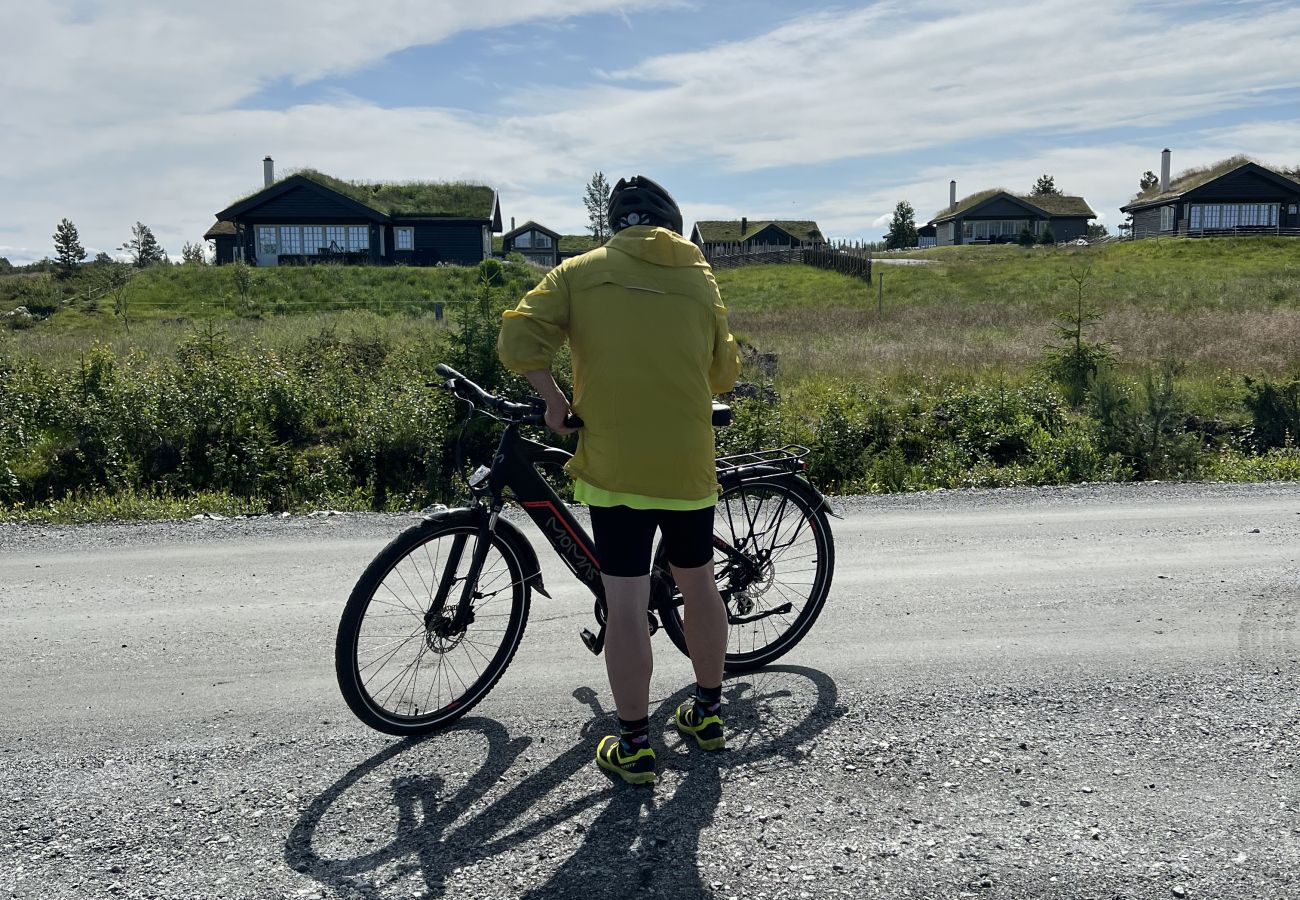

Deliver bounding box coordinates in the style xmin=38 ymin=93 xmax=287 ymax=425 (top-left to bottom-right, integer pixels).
xmin=497 ymin=226 xmax=741 ymax=500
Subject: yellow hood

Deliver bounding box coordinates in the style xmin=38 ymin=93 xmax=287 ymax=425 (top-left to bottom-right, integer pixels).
xmin=604 ymin=225 xmax=708 ymax=268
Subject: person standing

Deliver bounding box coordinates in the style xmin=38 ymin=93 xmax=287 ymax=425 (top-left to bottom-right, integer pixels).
xmin=497 ymin=176 xmax=741 ymax=784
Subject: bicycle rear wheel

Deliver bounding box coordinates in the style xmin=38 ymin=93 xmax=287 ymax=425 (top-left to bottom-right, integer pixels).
xmin=656 ymin=476 xmax=833 ymax=672
xmin=335 ymin=512 xmax=531 ymax=735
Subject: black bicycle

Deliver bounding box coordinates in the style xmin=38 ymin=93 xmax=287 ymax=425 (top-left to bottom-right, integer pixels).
xmin=335 ymin=364 xmax=837 ymax=736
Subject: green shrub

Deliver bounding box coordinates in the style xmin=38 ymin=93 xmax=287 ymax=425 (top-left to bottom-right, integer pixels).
xmin=1242 ymin=377 xmax=1300 ymax=451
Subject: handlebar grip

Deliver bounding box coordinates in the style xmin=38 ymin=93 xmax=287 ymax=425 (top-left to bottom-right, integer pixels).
xmin=435 ymin=363 xmax=462 ymax=380
xmin=564 ymin=414 xmax=584 ymax=429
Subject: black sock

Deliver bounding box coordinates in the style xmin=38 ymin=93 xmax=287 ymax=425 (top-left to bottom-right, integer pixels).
xmin=694 ymin=683 xmax=722 ymax=714
xmin=618 ymin=716 xmax=650 ymax=752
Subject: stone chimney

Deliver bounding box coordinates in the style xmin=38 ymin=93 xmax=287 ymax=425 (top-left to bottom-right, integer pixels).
xmin=511 ymin=216 xmax=516 ymax=231
xmin=1160 ymin=148 xmax=1171 ymax=193
xmin=950 ymin=180 xmax=957 ymax=209
xmin=264 ymin=156 xmax=275 ymax=188
xmin=740 ymin=216 xmax=748 ymax=236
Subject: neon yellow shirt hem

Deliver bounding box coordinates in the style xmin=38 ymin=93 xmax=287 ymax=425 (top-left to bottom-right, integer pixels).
xmin=574 ymin=478 xmax=717 ymax=511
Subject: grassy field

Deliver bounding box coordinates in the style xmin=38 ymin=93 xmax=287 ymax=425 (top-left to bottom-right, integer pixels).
xmin=2 ymin=237 xmax=1296 ymax=521
xmin=721 ymin=238 xmax=1300 ymax=388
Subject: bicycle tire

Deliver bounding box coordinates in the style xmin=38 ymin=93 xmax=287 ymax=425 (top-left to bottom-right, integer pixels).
xmin=335 ymin=512 xmax=531 ymax=736
xmin=655 ymin=476 xmax=833 ymax=672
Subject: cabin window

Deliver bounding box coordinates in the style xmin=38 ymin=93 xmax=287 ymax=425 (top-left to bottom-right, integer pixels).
xmin=395 ymin=227 xmax=414 ymax=251
xmin=1188 ymin=203 xmax=1278 ymax=230
xmin=961 ymin=219 xmax=1031 ymax=240
xmin=347 ymin=226 xmax=368 ymax=252
xmin=302 ymin=227 xmax=323 ymax=254
xmin=1159 ymin=206 xmax=1175 ymax=231
xmin=533 ymin=232 xmax=554 ymax=249
xmin=279 ymin=226 xmax=302 ymax=254
xmin=257 ymin=227 xmax=278 ymax=254
xmin=323 ymin=226 xmax=343 ymax=251
xmin=515 ymin=231 xmax=532 ymax=248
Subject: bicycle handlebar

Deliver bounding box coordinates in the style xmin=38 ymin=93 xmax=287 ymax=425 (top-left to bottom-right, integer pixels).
xmin=433 ymin=363 xmax=583 ymax=428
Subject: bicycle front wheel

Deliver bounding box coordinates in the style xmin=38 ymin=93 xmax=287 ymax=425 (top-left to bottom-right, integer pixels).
xmin=656 ymin=476 xmax=834 ymax=672
xmin=335 ymin=513 xmax=531 ymax=736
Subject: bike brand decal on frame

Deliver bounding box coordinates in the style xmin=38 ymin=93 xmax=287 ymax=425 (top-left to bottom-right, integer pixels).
xmin=521 ymin=501 xmax=601 ymax=580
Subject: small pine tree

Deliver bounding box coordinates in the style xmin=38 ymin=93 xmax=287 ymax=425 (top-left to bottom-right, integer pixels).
xmin=0 ymin=257 xmax=11 ymax=272
xmin=1139 ymin=170 xmax=1159 ymax=192
xmin=181 ymin=241 xmax=207 ymax=265
xmin=1086 ymin=223 xmax=1109 ymax=240
xmin=884 ymin=201 xmax=919 ymax=249
xmin=53 ymin=218 xmax=87 ymax=278
xmin=92 ymin=251 xmax=113 ymax=265
xmin=1018 ymin=226 xmax=1036 ymax=247
xmin=1031 ymin=174 xmax=1060 ymax=196
xmin=120 ymin=222 xmax=165 ymax=268
xmin=1039 ymin=224 xmax=1056 ymax=245
xmin=583 ymin=172 xmax=612 ymax=242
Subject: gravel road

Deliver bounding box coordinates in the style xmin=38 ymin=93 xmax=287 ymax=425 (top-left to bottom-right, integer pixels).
xmin=1 ymin=482 xmax=1296 ymax=900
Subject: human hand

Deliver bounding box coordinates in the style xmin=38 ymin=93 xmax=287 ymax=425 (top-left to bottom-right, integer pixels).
xmin=545 ymin=398 xmax=578 ymax=435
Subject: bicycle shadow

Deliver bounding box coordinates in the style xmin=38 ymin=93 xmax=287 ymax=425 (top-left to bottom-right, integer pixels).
xmin=285 ymin=665 xmax=840 ymax=899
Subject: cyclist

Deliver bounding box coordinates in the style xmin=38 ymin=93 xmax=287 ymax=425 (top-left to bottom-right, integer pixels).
xmin=497 ymin=176 xmax=741 ymax=784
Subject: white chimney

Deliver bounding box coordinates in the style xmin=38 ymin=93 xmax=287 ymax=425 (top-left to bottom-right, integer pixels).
xmin=1160 ymin=148 xmax=1171 ymax=193
xmin=264 ymin=156 xmax=275 ymax=188
xmin=950 ymin=180 xmax=957 ymax=209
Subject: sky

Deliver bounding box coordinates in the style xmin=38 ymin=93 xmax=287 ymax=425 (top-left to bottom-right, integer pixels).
xmin=3 ymin=0 xmax=1300 ymax=263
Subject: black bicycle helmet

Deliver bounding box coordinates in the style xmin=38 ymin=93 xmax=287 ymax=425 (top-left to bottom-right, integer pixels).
xmin=607 ymin=175 xmax=683 ymax=235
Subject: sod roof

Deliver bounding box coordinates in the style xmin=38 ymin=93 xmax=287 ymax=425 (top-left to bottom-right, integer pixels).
xmin=932 ymin=190 xmax=1094 ymax=222
xmin=692 ymin=220 xmax=824 ymax=244
xmin=1122 ymin=156 xmax=1300 ymax=209
xmin=230 ymin=169 xmax=497 ymax=219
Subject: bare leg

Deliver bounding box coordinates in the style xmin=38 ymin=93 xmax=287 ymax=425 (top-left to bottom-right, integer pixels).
xmin=601 ymin=573 xmax=653 ymax=721
xmin=671 ymin=562 xmax=727 ymax=689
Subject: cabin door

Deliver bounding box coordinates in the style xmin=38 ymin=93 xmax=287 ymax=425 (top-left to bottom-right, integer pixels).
xmin=255 ymin=226 xmax=279 ymax=267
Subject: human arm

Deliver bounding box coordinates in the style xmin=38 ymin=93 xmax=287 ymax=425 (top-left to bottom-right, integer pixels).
xmin=705 ymin=269 xmax=741 ymax=394
xmin=498 ymin=266 xmax=577 ymax=435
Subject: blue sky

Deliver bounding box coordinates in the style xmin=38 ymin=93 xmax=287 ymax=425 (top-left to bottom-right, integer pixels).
xmin=2 ymin=0 xmax=1299 ymax=262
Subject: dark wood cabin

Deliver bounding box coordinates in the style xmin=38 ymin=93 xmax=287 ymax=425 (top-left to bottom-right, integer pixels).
xmin=689 ymin=219 xmax=825 ymax=258
xmin=928 ymin=190 xmax=1094 ymax=246
xmin=204 ymin=169 xmax=502 ymax=266
xmin=1120 ymin=156 xmax=1300 ymax=239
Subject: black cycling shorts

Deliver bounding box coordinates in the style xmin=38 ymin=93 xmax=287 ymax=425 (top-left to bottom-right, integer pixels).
xmin=589 ymin=504 xmax=716 ymax=578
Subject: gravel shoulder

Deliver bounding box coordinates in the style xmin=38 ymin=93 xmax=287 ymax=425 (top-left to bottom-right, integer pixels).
xmin=1 ymin=481 xmax=1296 ymax=899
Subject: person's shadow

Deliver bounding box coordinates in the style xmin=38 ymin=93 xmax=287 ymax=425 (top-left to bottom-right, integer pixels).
xmin=286 ymin=666 xmax=839 ymax=899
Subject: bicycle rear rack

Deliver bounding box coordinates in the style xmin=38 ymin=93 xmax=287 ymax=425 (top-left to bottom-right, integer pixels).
xmin=715 ymin=444 xmax=810 ymax=477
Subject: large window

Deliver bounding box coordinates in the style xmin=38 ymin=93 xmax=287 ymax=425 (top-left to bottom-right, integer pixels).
xmin=325 ymin=226 xmax=348 ymax=251
xmin=533 ymin=232 xmax=553 ymax=249
xmin=348 ymin=226 xmax=368 ymax=252
xmin=1188 ymin=203 xmax=1279 ymax=230
xmin=302 ymin=226 xmax=323 ymax=253
xmin=257 ymin=226 xmax=278 ymax=254
xmin=395 ymin=227 xmax=414 ymax=250
xmin=961 ymin=219 xmax=1032 ymax=240
xmin=514 ymin=231 xmax=532 ymax=248
xmin=1160 ymin=206 xmax=1175 ymax=231
xmin=279 ymin=226 xmax=302 ymax=254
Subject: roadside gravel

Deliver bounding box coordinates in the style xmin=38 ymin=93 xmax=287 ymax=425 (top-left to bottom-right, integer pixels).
xmin=1 ymin=481 xmax=1296 ymax=899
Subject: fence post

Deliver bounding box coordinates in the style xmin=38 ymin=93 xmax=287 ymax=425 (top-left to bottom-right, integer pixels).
xmin=877 ymin=271 xmax=883 ymax=314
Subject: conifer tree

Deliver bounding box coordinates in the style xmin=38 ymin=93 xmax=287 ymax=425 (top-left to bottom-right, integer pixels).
xmin=53 ymin=218 xmax=87 ymax=278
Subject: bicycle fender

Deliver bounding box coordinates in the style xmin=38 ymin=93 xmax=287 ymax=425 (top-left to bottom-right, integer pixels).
xmin=420 ymin=505 xmax=551 ymax=598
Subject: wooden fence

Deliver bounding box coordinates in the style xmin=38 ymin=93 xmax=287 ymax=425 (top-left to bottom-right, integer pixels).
xmin=704 ymin=240 xmax=872 ymax=283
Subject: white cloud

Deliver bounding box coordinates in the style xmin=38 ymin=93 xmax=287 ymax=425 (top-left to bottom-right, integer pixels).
xmin=3 ymin=1 xmax=1300 ymax=260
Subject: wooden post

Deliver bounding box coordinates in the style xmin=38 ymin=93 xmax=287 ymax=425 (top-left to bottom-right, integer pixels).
xmin=877 ymin=270 xmax=883 ymax=314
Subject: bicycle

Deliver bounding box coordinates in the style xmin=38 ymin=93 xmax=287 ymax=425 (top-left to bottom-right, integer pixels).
xmin=335 ymin=364 xmax=837 ymax=736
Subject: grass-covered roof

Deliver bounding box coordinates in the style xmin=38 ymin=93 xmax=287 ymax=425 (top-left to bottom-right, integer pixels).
xmin=693 ymin=220 xmax=824 ymax=244
xmin=932 ymin=190 xmax=1094 ymax=222
xmin=233 ymin=169 xmax=497 ymax=218
xmin=1122 ymin=156 xmax=1300 ymax=208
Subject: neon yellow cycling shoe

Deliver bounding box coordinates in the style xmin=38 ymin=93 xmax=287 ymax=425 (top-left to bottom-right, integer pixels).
xmin=673 ymin=700 xmax=725 ymax=751
xmin=595 ymin=735 xmax=657 ymax=785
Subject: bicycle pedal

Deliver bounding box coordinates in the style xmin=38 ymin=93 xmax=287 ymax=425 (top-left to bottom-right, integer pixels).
xmin=580 ymin=627 xmax=605 ymax=655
